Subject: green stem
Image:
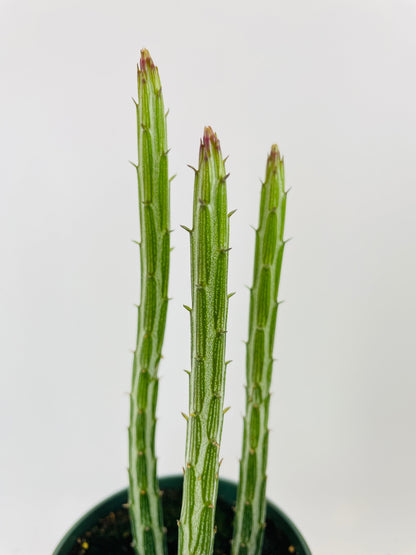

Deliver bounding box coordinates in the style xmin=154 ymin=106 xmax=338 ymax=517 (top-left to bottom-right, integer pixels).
xmin=232 ymin=145 xmax=286 ymax=555
xmin=178 ymin=127 xmax=230 ymax=555
xmin=128 ymin=49 xmax=170 ymax=555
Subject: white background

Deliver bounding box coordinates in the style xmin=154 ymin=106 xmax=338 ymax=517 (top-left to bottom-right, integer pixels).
xmin=1 ymin=0 xmax=415 ymax=553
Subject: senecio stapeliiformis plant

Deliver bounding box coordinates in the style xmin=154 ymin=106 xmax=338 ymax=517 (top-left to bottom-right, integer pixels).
xmin=232 ymin=145 xmax=286 ymax=555
xmin=178 ymin=127 xmax=231 ymax=554
xmin=129 ymin=49 xmax=287 ymax=555
xmin=128 ymin=49 xmax=170 ymax=555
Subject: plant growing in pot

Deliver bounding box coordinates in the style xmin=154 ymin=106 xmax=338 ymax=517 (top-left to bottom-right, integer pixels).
xmin=54 ymin=50 xmax=311 ymax=555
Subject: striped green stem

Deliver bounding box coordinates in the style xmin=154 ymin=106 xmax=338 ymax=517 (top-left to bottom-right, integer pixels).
xmin=128 ymin=49 xmax=170 ymax=555
xmin=178 ymin=127 xmax=230 ymax=555
xmin=232 ymin=145 xmax=286 ymax=555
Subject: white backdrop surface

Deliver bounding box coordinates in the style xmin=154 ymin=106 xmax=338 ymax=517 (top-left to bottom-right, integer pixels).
xmin=1 ymin=0 xmax=416 ymax=553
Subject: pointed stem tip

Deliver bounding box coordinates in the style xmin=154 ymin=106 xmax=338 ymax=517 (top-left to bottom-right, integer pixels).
xmin=200 ymin=126 xmax=221 ymax=154
xmin=268 ymin=144 xmax=281 ymax=162
xmin=139 ymin=48 xmax=155 ymax=73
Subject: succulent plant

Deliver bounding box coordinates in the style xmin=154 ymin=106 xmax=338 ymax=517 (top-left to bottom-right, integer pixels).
xmin=178 ymin=127 xmax=231 ymax=554
xmin=232 ymin=145 xmax=286 ymax=555
xmin=129 ymin=50 xmax=287 ymax=555
xmin=128 ymin=49 xmax=171 ymax=555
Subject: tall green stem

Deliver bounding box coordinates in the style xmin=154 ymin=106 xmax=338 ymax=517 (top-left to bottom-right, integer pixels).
xmin=232 ymin=146 xmax=286 ymax=555
xmin=128 ymin=49 xmax=170 ymax=555
xmin=178 ymin=127 xmax=230 ymax=555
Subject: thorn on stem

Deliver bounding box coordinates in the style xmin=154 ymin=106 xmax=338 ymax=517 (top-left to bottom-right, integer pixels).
xmin=187 ymin=164 xmax=198 ymax=174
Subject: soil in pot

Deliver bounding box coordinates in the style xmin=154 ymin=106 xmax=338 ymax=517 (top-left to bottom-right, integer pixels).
xmin=67 ymin=485 xmax=299 ymax=555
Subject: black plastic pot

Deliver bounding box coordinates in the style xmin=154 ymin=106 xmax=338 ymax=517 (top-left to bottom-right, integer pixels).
xmin=54 ymin=476 xmax=311 ymax=554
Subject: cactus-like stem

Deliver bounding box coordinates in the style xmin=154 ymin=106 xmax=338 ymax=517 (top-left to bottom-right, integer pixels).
xmin=178 ymin=127 xmax=230 ymax=555
xmin=232 ymin=146 xmax=286 ymax=555
xmin=128 ymin=49 xmax=170 ymax=555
